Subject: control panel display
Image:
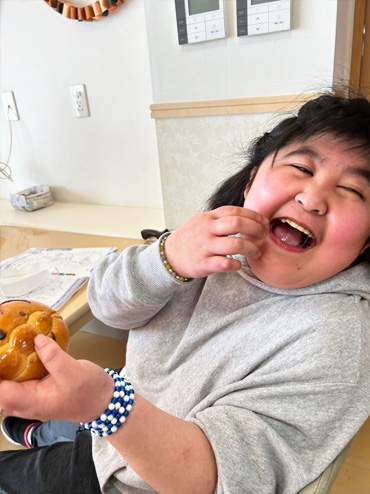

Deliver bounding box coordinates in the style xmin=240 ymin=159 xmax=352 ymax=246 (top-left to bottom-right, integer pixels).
xmin=175 ymin=0 xmax=226 ymax=45
xmin=251 ymin=0 xmax=280 ymax=5
xmin=188 ymin=0 xmax=219 ymax=15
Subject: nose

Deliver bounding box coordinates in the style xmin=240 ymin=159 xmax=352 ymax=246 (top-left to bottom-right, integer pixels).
xmin=295 ymin=187 xmax=328 ymax=215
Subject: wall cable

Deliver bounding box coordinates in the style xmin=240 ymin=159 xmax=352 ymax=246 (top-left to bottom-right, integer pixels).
xmin=0 ymin=105 xmax=14 ymax=181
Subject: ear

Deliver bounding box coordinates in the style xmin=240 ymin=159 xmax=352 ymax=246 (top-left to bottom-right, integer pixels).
xmin=244 ymin=167 xmax=259 ymax=199
xmin=360 ymin=237 xmax=370 ymax=254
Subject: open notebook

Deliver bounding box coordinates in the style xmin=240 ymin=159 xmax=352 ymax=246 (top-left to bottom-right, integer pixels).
xmin=0 ymin=247 xmax=117 ymax=310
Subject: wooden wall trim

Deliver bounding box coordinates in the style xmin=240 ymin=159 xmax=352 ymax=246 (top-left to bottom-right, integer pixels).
xmin=150 ymin=94 xmax=319 ymax=119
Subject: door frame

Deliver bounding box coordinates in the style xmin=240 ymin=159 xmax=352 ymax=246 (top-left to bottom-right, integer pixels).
xmin=350 ymin=0 xmax=369 ymax=97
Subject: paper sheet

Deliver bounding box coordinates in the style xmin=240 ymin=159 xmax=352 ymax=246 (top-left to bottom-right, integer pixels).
xmin=0 ymin=247 xmax=117 ymax=310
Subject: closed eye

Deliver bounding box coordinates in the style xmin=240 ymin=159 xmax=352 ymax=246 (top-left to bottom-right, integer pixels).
xmin=339 ymin=186 xmax=365 ymax=200
xmin=291 ymin=165 xmax=313 ymax=175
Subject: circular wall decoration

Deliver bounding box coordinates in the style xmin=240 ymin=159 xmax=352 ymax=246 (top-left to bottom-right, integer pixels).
xmin=44 ymin=0 xmax=125 ymax=21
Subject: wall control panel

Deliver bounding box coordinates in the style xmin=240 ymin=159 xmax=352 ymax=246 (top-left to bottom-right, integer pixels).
xmin=175 ymin=0 xmax=226 ymax=45
xmin=237 ymin=0 xmax=291 ymax=37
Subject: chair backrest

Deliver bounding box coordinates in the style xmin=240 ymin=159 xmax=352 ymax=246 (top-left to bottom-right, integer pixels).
xmin=297 ymin=440 xmax=353 ymax=494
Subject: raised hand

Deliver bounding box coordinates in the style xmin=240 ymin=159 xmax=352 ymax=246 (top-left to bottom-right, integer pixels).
xmin=164 ymin=206 xmax=269 ymax=279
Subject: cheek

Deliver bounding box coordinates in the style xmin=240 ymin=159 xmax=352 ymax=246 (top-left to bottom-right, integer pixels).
xmin=244 ymin=180 xmax=290 ymax=216
xmin=326 ymin=213 xmax=370 ymax=257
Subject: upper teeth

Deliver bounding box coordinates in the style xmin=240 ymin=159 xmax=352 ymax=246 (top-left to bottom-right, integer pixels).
xmin=280 ymin=219 xmax=313 ymax=238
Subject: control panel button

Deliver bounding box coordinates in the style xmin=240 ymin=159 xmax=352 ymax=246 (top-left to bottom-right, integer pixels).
xmin=238 ymin=25 xmax=248 ymax=36
xmin=188 ymin=31 xmax=207 ymax=43
xmin=205 ymin=11 xmax=224 ymax=21
xmin=248 ymin=12 xmax=268 ymax=25
xmin=268 ymin=8 xmax=290 ymax=31
xmin=268 ymin=1 xmax=291 ymax=12
xmin=187 ymin=22 xmax=205 ymax=34
xmin=237 ymin=15 xmax=248 ymax=26
xmin=248 ymin=23 xmax=268 ymax=35
xmin=206 ymin=18 xmax=225 ymax=39
xmin=186 ymin=14 xmax=205 ymax=25
xmin=248 ymin=5 xmax=268 ymax=15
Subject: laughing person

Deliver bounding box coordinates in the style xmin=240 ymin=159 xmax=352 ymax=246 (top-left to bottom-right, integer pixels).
xmin=1 ymin=92 xmax=370 ymax=494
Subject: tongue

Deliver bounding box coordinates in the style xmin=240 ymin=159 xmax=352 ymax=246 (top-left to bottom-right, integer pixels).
xmin=273 ymin=222 xmax=303 ymax=247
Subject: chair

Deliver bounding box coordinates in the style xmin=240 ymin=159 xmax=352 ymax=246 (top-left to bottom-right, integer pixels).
xmin=297 ymin=440 xmax=353 ymax=494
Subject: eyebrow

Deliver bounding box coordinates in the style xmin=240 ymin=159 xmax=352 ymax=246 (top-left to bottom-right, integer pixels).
xmin=282 ymin=147 xmax=370 ymax=186
xmin=347 ymin=167 xmax=370 ymax=187
xmin=282 ymin=147 xmax=323 ymax=162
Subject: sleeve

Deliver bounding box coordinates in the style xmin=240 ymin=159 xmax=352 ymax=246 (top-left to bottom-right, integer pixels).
xmin=188 ymin=298 xmax=370 ymax=494
xmin=190 ymin=383 xmax=368 ymax=494
xmin=87 ymin=238 xmax=188 ymax=329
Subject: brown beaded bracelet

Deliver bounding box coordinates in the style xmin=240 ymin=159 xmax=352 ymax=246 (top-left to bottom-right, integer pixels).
xmin=159 ymin=233 xmax=190 ymax=283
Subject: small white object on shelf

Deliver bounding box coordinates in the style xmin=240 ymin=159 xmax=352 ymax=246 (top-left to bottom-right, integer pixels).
xmin=9 ymin=185 xmax=54 ymax=212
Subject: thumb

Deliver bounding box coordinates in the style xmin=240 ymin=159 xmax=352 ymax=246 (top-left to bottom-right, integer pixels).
xmin=34 ymin=334 xmax=74 ymax=381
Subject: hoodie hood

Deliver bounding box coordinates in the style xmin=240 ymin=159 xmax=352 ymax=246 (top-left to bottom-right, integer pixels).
xmin=234 ymin=254 xmax=370 ymax=303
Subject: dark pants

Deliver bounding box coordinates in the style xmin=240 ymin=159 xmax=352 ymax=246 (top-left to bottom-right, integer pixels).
xmin=0 ymin=430 xmax=101 ymax=494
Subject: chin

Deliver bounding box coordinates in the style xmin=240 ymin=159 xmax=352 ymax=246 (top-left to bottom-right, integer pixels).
xmin=247 ymin=258 xmax=310 ymax=290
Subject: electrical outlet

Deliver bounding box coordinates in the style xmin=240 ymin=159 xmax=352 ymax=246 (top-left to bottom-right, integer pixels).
xmin=70 ymin=84 xmax=90 ymax=118
xmin=1 ymin=91 xmax=19 ymax=121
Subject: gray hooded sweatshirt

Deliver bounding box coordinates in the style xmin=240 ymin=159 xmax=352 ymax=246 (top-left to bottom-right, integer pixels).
xmin=87 ymin=238 xmax=370 ymax=494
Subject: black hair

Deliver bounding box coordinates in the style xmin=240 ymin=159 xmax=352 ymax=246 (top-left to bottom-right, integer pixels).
xmin=206 ymin=91 xmax=370 ymax=263
xmin=207 ymin=93 xmax=370 ymax=209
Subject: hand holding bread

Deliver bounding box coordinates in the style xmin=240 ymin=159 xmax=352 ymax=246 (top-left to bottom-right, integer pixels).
xmin=0 ymin=299 xmax=69 ymax=382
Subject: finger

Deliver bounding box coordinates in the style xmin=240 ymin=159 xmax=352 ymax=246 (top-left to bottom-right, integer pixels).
xmin=34 ymin=334 xmax=76 ymax=383
xmin=209 ymin=236 xmax=261 ymax=259
xmin=212 ymin=206 xmax=269 ymax=226
xmin=200 ymin=255 xmax=241 ymax=275
xmin=0 ymin=336 xmax=72 ymax=418
xmin=211 ymin=216 xmax=267 ymax=239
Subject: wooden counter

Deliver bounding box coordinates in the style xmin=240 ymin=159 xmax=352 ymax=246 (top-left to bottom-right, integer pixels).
xmin=0 ymin=225 xmax=147 ymax=335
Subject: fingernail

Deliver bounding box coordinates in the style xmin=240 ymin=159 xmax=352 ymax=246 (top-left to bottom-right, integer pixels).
xmin=35 ymin=334 xmax=49 ymax=348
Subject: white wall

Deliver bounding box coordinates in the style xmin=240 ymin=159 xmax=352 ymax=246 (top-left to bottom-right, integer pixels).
xmin=0 ymin=0 xmax=163 ymax=209
xmin=145 ymin=0 xmax=352 ymax=103
xmin=0 ymin=0 xmax=355 ymax=225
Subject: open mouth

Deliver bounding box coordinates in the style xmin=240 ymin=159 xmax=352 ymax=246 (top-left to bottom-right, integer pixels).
xmin=271 ymin=218 xmax=316 ymax=250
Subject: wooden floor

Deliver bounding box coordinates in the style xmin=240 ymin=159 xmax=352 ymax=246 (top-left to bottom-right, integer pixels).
xmin=1 ymin=331 xmax=370 ymax=493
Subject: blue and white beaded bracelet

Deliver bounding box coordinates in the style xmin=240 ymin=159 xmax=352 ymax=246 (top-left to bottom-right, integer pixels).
xmin=80 ymin=369 xmax=134 ymax=437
